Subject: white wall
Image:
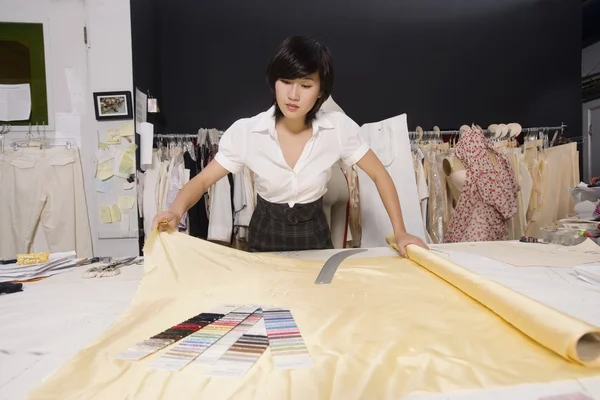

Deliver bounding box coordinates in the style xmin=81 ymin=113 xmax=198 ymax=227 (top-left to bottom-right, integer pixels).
xmin=1 ymin=0 xmax=139 ymax=257
xmin=582 ymin=41 xmax=600 ymax=182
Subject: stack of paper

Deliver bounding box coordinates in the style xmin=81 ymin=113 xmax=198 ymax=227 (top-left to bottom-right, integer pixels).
xmin=0 ymin=252 xmax=81 ymax=283
xmin=574 ymin=263 xmax=600 ymax=287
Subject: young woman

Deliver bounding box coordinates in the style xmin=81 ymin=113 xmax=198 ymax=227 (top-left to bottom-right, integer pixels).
xmin=152 ymin=36 xmax=428 ymax=257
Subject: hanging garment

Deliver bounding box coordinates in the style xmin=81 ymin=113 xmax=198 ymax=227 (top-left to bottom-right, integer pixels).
xmin=0 ymin=147 xmax=93 ymax=258
xmin=247 ymin=195 xmax=333 ymax=252
xmin=526 ymin=143 xmax=578 ymax=237
xmin=358 ymin=114 xmax=425 ymax=247
xmin=184 ymin=151 xmax=209 ymax=239
xmin=413 ymin=149 xmax=430 ymax=243
xmin=207 ymin=176 xmax=233 ymax=243
xmin=424 ymin=148 xmax=450 ymax=244
xmin=445 ymin=126 xmax=519 ymax=243
xmin=343 ymin=163 xmax=361 ymax=248
xmin=142 ymin=151 xmax=161 ymax=239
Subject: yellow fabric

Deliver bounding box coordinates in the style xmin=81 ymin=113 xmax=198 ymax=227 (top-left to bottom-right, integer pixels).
xmin=386 ymin=234 xmax=600 ymax=366
xmin=30 ymin=232 xmax=600 ymax=400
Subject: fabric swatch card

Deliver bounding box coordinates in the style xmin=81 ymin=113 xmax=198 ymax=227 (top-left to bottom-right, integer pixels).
xmin=115 ymin=304 xmax=238 ymax=361
xmin=206 ymin=316 xmax=269 ymax=377
xmin=150 ymin=305 xmax=260 ymax=371
xmin=263 ymin=307 xmax=313 ymax=370
xmin=193 ymin=310 xmax=263 ymax=365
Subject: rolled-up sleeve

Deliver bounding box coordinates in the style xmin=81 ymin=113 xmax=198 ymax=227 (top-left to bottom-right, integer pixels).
xmin=214 ymin=120 xmax=246 ymax=174
xmin=338 ymin=116 xmax=370 ymax=166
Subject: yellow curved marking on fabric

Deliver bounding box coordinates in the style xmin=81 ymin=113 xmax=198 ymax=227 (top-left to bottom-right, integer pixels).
xmin=30 ymin=231 xmax=600 ymax=400
xmin=386 ymin=233 xmax=600 ymax=367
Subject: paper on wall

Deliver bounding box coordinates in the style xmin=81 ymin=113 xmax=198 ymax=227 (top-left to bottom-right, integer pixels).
xmin=135 ymin=88 xmax=147 ymax=133
xmin=99 ymin=206 xmax=112 ymax=224
xmin=109 ymin=204 xmax=121 ymax=222
xmin=65 ymin=68 xmax=85 ymax=114
xmin=118 ymin=196 xmax=135 ymax=209
xmin=124 ymin=181 xmax=135 ymax=190
xmin=139 ymin=122 xmax=154 ymax=166
xmin=95 ymin=147 xmax=116 ymax=165
xmin=119 ymin=122 xmax=134 ymax=136
xmin=97 ymin=160 xmax=114 ymax=181
xmin=95 ymin=178 xmax=111 ymax=193
xmin=0 ymin=84 xmax=32 ymax=121
xmin=55 ymin=113 xmax=81 ymax=144
xmin=107 ymin=129 xmax=121 ymax=145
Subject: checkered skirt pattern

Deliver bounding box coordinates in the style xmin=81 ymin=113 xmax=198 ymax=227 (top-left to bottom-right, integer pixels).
xmin=247 ymin=195 xmax=333 ymax=252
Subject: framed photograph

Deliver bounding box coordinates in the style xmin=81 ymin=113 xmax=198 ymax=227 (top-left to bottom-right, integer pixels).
xmin=93 ymin=91 xmax=133 ymax=120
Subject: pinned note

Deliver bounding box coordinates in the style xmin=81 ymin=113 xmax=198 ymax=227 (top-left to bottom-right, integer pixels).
xmin=95 ymin=178 xmax=111 ymax=193
xmin=118 ymin=152 xmax=134 ymax=176
xmin=109 ymin=204 xmax=121 ymax=222
xmin=119 ymin=122 xmax=135 ymax=136
xmin=100 ymin=206 xmax=112 ymax=224
xmin=118 ymin=196 xmax=136 ymax=209
xmin=107 ymin=129 xmax=121 ymax=144
xmin=99 ymin=142 xmax=108 ymax=150
xmin=97 ymin=160 xmax=114 ymax=181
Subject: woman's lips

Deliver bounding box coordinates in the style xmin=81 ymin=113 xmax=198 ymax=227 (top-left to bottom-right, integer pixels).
xmin=286 ymin=104 xmax=299 ymax=111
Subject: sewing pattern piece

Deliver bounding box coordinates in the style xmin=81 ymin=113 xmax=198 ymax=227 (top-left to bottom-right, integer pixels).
xmin=445 ymin=126 xmax=519 ymax=243
xmin=115 ymin=305 xmax=238 ymax=361
xmin=263 ymin=307 xmax=313 ymax=370
xmin=150 ymin=305 xmax=260 ymax=371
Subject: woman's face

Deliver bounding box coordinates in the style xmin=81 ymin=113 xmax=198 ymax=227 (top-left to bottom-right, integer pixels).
xmin=274 ymin=73 xmax=321 ymax=121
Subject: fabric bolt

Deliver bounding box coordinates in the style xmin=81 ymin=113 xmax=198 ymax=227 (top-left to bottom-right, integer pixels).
xmin=445 ymin=126 xmax=519 ymax=243
xmin=0 ymin=147 xmax=93 ymax=259
xmin=28 ymin=231 xmax=600 ymax=400
xmin=358 ymin=114 xmax=425 ymax=246
xmin=247 ymin=195 xmax=333 ymax=252
xmin=214 ymin=106 xmax=369 ymax=207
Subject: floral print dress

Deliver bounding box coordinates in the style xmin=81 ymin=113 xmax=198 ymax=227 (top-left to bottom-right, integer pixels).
xmin=445 ymin=126 xmax=519 ymax=243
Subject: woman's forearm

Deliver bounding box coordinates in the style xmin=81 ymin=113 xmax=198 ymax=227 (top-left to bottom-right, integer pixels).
xmin=374 ymin=172 xmax=407 ymax=237
xmin=168 ymin=159 xmax=231 ymax=219
xmin=168 ymin=176 xmax=207 ymax=219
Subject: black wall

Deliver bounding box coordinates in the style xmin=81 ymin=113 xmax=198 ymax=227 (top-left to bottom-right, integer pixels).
xmin=131 ymin=0 xmax=581 ymax=137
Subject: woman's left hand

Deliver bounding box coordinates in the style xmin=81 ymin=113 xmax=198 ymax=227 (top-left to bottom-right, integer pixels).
xmin=395 ymin=233 xmax=429 ymax=258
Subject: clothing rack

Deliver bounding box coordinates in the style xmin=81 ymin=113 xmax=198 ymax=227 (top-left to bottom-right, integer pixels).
xmin=154 ymin=134 xmax=198 ymax=139
xmin=409 ymin=124 xmax=566 ymax=137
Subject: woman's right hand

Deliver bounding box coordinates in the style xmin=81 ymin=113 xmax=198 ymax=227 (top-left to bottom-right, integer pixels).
xmin=152 ymin=211 xmax=180 ymax=232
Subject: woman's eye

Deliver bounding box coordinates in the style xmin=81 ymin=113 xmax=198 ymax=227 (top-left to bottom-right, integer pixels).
xmin=281 ymin=80 xmax=291 ymax=85
xmin=301 ymin=85 xmax=312 ymax=89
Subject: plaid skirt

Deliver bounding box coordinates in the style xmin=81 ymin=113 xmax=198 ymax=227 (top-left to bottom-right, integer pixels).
xmin=247 ymin=195 xmax=333 ymax=252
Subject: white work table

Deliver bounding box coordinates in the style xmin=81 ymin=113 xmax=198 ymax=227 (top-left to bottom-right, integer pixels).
xmin=1 ymin=244 xmax=600 ymax=400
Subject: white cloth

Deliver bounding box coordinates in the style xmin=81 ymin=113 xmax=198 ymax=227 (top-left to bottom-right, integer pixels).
xmin=207 ymin=176 xmax=233 ymax=243
xmin=0 ymin=147 xmax=93 ymax=258
xmin=358 ymin=114 xmax=426 ymax=247
xmin=414 ymin=149 xmax=430 ymax=241
xmin=214 ymin=106 xmax=369 ymax=207
xmin=142 ymin=151 xmax=160 ymax=238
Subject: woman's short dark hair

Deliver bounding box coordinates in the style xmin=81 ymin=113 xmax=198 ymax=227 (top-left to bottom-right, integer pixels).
xmin=266 ymin=36 xmax=334 ymax=124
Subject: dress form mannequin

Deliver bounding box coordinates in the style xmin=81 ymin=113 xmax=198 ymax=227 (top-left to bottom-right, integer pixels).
xmin=443 ymin=156 xmax=467 ymax=206
xmin=323 ymin=164 xmax=350 ymax=248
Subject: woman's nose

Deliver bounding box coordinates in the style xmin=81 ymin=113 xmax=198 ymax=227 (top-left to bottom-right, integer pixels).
xmin=288 ymin=84 xmax=299 ymax=101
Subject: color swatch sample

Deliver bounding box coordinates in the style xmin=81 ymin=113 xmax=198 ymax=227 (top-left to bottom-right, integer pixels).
xmin=193 ymin=310 xmax=263 ymax=365
xmin=207 ymin=316 xmax=269 ymax=377
xmin=263 ymin=307 xmax=313 ymax=370
xmin=115 ymin=304 xmax=238 ymax=361
xmin=150 ymin=305 xmax=260 ymax=371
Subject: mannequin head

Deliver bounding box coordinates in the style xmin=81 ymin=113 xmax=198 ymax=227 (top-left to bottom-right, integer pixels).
xmin=267 ymin=36 xmax=334 ymax=125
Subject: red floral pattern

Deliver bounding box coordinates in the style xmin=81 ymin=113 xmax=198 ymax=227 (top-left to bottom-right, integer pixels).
xmin=445 ymin=126 xmax=519 ymax=243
